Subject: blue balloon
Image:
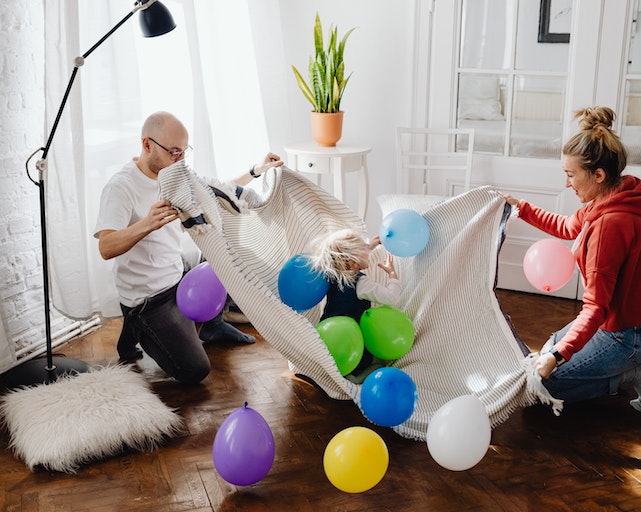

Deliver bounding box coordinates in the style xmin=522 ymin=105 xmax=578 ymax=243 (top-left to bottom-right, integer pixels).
xmin=379 ymin=209 xmax=430 ymax=257
xmin=360 ymin=367 xmax=418 ymax=427
xmin=278 ymin=254 xmax=329 ymax=312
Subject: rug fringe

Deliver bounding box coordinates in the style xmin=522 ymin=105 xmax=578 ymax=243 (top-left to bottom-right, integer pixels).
xmin=521 ymin=353 xmax=564 ymax=416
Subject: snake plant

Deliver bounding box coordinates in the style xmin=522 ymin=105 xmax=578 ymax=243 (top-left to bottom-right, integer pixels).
xmin=292 ymin=13 xmax=356 ymax=113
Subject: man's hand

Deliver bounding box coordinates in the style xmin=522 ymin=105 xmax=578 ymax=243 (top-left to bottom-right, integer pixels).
xmin=146 ymin=199 xmax=179 ymax=231
xmin=98 ymin=199 xmax=178 ymax=260
xmin=253 ymin=152 xmax=284 ymax=177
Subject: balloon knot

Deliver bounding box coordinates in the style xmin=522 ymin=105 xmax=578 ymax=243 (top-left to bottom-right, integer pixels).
xmin=244 ymin=401 xmax=248 ymax=408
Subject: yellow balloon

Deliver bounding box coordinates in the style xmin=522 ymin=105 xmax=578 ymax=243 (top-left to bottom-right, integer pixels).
xmin=323 ymin=426 xmax=389 ymax=493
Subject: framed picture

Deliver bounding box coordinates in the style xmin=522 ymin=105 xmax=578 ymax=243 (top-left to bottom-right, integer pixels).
xmin=538 ymin=0 xmax=571 ymax=43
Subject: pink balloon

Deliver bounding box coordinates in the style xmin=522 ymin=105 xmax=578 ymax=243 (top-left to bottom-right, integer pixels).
xmin=523 ymin=239 xmax=575 ymax=293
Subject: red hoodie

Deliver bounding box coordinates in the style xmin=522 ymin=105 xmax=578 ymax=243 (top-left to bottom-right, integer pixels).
xmin=516 ymin=175 xmax=641 ymax=361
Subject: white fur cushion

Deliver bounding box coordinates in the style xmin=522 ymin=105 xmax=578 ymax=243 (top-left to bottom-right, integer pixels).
xmin=0 ymin=365 xmax=183 ymax=473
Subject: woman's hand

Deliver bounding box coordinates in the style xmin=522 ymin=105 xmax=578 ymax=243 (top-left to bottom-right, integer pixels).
xmin=534 ymin=352 xmax=557 ymax=379
xmin=498 ymin=191 xmax=519 ymax=207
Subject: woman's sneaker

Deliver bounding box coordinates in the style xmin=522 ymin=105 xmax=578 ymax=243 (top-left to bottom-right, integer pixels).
xmin=620 ymin=365 xmax=641 ymax=411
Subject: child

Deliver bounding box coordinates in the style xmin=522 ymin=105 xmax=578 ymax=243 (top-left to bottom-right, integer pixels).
xmin=308 ymin=228 xmax=402 ymax=380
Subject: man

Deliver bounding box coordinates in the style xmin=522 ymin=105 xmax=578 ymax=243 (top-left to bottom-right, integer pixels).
xmin=94 ymin=111 xmax=283 ymax=384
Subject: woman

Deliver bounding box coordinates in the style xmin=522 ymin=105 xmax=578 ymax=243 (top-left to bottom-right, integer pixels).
xmin=503 ymin=106 xmax=641 ymax=408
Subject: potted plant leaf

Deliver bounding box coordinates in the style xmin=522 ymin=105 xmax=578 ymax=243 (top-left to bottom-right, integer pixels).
xmin=292 ymin=13 xmax=356 ymax=146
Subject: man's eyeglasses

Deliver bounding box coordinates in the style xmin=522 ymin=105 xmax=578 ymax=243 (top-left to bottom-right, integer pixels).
xmin=148 ymin=137 xmax=192 ymax=161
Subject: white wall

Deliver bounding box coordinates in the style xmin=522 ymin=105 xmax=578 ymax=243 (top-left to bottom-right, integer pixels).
xmin=279 ymin=0 xmax=416 ymax=232
xmin=5 ymin=0 xmax=632 ymax=359
xmin=0 ymin=1 xmax=418 ymax=365
xmin=0 ymin=1 xmax=47 ymax=359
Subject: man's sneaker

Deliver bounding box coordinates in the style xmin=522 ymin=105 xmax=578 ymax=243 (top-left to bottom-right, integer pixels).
xmin=118 ymin=347 xmax=143 ymax=364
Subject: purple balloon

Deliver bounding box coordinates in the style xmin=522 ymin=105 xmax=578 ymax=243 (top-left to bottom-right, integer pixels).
xmin=213 ymin=403 xmax=275 ymax=486
xmin=176 ymin=262 xmax=227 ymax=322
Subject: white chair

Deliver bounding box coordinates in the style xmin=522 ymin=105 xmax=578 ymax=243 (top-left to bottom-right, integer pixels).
xmin=395 ymin=127 xmax=475 ymax=197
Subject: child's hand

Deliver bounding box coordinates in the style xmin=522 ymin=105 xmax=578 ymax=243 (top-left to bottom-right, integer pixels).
xmin=377 ymin=252 xmax=398 ymax=279
xmin=368 ymin=235 xmax=382 ymax=251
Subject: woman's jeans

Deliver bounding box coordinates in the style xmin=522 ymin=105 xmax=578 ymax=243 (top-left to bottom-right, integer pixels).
xmin=118 ymin=283 xmax=211 ymax=385
xmin=543 ymin=322 xmax=641 ymax=403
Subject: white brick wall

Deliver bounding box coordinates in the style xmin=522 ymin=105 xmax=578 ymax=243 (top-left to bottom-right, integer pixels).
xmin=0 ymin=1 xmax=69 ymax=353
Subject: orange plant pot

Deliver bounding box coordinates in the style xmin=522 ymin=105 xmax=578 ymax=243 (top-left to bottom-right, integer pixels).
xmin=310 ymin=111 xmax=344 ymax=147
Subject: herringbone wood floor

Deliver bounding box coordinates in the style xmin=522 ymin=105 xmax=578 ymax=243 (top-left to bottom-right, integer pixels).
xmin=3 ymin=290 xmax=641 ymax=511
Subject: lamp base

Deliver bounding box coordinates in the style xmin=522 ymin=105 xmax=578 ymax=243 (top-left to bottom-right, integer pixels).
xmin=2 ymin=356 xmax=91 ymax=389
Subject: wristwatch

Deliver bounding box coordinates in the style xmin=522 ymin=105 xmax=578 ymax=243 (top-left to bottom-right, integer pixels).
xmin=550 ymin=348 xmax=566 ymax=367
xmin=249 ymin=165 xmax=259 ymax=179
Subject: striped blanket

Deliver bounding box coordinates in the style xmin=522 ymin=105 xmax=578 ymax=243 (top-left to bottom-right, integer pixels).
xmin=158 ymin=163 xmax=561 ymax=441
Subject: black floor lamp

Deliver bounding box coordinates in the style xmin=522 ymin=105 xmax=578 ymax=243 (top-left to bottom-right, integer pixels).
xmin=3 ymin=0 xmax=176 ymax=388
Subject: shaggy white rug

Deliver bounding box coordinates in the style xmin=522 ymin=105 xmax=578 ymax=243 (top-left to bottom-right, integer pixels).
xmin=0 ymin=365 xmax=183 ymax=473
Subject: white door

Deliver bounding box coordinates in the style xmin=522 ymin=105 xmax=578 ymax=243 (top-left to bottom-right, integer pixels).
xmin=425 ymin=0 xmax=640 ymax=299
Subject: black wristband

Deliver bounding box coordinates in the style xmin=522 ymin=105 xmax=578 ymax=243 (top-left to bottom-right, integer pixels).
xmin=249 ymin=165 xmax=259 ymax=179
xmin=550 ymin=348 xmax=566 ymax=367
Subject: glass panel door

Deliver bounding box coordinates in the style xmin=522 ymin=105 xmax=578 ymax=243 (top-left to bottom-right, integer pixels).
xmin=457 ymin=0 xmax=570 ymax=159
xmin=622 ymin=5 xmax=641 ymax=165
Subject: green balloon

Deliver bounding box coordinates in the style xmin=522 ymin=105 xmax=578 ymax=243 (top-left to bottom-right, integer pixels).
xmin=360 ymin=306 xmax=414 ymax=360
xmin=316 ymin=316 xmax=365 ymax=376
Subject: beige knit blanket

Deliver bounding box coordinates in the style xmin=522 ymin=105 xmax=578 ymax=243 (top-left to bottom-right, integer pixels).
xmin=158 ymin=163 xmax=561 ymax=441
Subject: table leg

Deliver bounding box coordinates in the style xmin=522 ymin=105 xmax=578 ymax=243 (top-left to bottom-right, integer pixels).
xmin=358 ymin=157 xmax=369 ymax=219
xmin=332 ymin=156 xmax=345 ymax=204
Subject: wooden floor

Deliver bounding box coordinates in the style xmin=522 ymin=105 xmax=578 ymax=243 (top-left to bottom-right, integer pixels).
xmin=3 ymin=290 xmax=641 ymax=511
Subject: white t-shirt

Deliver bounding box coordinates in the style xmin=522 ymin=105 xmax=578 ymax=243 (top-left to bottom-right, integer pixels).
xmin=94 ymin=159 xmax=183 ymax=307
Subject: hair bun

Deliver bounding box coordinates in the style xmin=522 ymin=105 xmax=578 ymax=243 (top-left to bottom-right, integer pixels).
xmin=576 ymin=106 xmax=616 ymax=131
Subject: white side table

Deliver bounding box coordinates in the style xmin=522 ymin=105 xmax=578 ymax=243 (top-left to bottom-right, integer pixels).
xmin=284 ymin=141 xmax=372 ymax=219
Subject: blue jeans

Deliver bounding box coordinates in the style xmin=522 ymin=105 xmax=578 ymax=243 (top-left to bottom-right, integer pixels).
xmin=543 ymin=322 xmax=641 ymax=403
xmin=119 ymin=283 xmax=211 ymax=385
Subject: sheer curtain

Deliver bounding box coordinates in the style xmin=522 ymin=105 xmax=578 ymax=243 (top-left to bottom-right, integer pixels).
xmin=45 ymin=0 xmax=291 ymax=320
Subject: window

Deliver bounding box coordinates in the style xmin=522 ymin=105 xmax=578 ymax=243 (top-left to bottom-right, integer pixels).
xmin=78 ymin=0 xmax=269 ymax=181
xmin=456 ymin=0 xmax=569 ymax=159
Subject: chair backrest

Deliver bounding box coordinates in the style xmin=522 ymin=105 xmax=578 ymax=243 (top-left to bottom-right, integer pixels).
xmin=395 ymin=127 xmax=475 ymax=195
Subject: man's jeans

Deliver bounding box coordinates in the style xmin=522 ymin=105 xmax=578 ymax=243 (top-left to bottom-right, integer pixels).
xmin=119 ymin=283 xmax=210 ymax=384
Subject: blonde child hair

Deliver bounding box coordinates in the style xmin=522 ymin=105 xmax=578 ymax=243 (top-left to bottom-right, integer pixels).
xmin=308 ymin=228 xmax=371 ymax=291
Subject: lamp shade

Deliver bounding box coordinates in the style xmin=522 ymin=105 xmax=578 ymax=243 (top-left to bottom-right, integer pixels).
xmin=139 ymin=0 xmax=176 ymax=37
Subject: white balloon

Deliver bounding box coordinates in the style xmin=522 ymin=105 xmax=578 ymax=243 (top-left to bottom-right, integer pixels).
xmin=426 ymin=394 xmax=491 ymax=471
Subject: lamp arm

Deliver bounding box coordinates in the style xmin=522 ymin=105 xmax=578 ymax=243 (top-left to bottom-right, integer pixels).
xmin=39 ymin=0 xmax=157 ymax=162
xmin=8 ymin=0 xmax=171 ymax=384
xmin=24 ymin=0 xmax=158 ymax=374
